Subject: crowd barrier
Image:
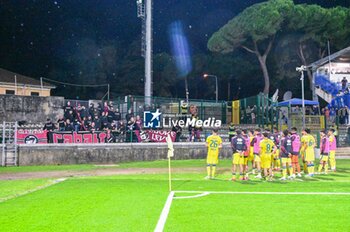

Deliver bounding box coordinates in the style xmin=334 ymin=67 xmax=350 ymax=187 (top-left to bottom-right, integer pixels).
xmin=16 ymin=129 xmax=177 ymax=144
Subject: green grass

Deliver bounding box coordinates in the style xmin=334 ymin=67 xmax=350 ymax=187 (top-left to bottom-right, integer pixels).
xmin=0 ymin=159 xmax=349 ymax=231
xmin=0 ymin=159 xmax=208 ymax=173
xmin=0 ymin=178 xmax=169 ymax=231
xmin=166 ymin=194 xmax=350 ymax=232
xmin=0 ymin=178 xmax=52 ymax=200
xmin=2 ymin=159 xmax=349 ymax=173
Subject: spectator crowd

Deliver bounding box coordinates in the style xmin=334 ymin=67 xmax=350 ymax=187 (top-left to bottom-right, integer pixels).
xmin=44 ymin=101 xmax=143 ymax=143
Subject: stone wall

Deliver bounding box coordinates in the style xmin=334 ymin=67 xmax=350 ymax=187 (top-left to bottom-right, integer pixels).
xmin=18 ymin=142 xmax=233 ymax=166
xmin=0 ymin=95 xmax=64 ymax=123
xmin=14 ymin=142 xmax=350 ymax=166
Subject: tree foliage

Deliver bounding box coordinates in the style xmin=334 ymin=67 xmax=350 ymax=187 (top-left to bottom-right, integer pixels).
xmin=286 ymin=4 xmax=350 ymax=89
xmin=209 ymin=0 xmax=350 ymax=96
xmin=208 ymin=0 xmax=294 ymax=94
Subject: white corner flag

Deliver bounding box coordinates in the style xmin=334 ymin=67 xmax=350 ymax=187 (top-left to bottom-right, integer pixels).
xmin=166 ymin=134 xmax=174 ymax=158
xmin=166 ymin=134 xmax=174 ymax=192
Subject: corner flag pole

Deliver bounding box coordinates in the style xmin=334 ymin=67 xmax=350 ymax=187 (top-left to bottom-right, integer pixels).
xmin=168 ymin=155 xmax=172 ymax=192
xmin=166 ymin=135 xmax=174 ymax=192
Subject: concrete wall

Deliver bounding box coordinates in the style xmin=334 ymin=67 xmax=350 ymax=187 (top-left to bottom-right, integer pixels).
xmin=0 ymin=95 xmax=64 ymax=123
xmin=18 ymin=142 xmax=233 ymax=166
xmin=15 ymin=142 xmax=350 ymax=166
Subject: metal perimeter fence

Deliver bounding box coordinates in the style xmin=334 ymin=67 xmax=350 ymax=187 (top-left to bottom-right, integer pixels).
xmin=236 ymin=93 xmax=278 ymax=129
xmin=66 ymin=95 xmax=228 ymax=124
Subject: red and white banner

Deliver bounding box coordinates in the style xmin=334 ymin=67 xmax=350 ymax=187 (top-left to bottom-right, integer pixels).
xmin=16 ymin=130 xmax=176 ymax=144
xmin=52 ymin=131 xmax=108 ymax=143
xmin=17 ymin=129 xmax=48 ymax=144
xmin=140 ymin=130 xmax=176 ymax=143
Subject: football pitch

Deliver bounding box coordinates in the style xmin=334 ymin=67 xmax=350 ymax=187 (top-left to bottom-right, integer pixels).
xmin=1 ymin=159 xmax=350 ymax=232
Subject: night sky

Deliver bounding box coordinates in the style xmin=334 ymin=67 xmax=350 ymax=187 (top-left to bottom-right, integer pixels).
xmin=0 ymin=0 xmax=349 ymax=91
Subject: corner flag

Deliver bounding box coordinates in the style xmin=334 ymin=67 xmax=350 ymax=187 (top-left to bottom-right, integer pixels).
xmin=166 ymin=134 xmax=174 ymax=158
xmin=166 ymin=134 xmax=174 ymax=192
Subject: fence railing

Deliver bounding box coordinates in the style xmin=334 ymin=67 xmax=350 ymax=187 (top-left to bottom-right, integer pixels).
xmin=236 ymin=93 xmax=278 ymax=129
xmin=102 ymin=96 xmax=227 ymax=124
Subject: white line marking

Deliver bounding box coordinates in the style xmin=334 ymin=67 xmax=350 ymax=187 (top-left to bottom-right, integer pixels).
xmin=173 ymin=192 xmax=210 ymax=199
xmin=174 ymin=190 xmax=350 ymax=195
xmin=0 ymin=178 xmax=67 ymax=203
xmin=154 ymin=191 xmax=174 ymax=232
xmin=171 ymin=178 xmax=350 ymax=183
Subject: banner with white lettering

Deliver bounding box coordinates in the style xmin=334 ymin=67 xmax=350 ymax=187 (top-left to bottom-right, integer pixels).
xmin=17 ymin=129 xmax=48 ymax=144
xmin=51 ymin=131 xmax=108 ymax=143
xmin=17 ymin=130 xmax=176 ymax=144
xmin=140 ymin=130 xmax=176 ymax=143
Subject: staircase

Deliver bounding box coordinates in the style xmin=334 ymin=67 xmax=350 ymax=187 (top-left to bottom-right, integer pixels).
xmin=315 ymin=87 xmax=333 ymax=103
xmin=1 ymin=122 xmax=18 ymax=166
xmin=315 ymin=75 xmax=340 ymax=103
xmin=315 ymin=75 xmax=339 ymax=97
xmin=314 ymin=75 xmax=350 ymax=110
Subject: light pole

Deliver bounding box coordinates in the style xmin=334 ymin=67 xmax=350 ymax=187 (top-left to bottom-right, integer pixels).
xmin=137 ymin=0 xmax=153 ymax=106
xmin=296 ymin=65 xmax=307 ymax=128
xmin=203 ymin=74 xmax=218 ymax=102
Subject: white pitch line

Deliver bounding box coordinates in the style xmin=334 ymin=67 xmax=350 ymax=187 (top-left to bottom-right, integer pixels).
xmin=0 ymin=178 xmax=67 ymax=203
xmin=154 ymin=191 xmax=175 ymax=232
xmin=173 ymin=192 xmax=210 ymax=199
xmin=174 ymin=190 xmax=350 ymax=195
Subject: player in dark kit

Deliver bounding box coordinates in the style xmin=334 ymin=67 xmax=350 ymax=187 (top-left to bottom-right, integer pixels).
xmin=231 ymin=130 xmax=247 ymax=181
xmin=279 ymin=130 xmax=293 ymax=180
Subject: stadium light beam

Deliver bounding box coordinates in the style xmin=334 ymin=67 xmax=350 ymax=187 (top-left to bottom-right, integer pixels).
xmin=203 ymin=74 xmax=218 ymax=103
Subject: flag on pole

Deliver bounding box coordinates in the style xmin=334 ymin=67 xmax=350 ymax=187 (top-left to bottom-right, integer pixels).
xmin=166 ymin=134 xmax=174 ymax=158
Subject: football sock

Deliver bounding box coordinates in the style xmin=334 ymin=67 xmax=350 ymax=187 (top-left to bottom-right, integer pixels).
xmin=324 ymin=163 xmax=328 ymax=174
xmin=232 ymin=172 xmax=236 ymax=179
xmin=296 ymin=164 xmax=301 ymax=173
xmin=330 ymin=157 xmax=336 ymax=170
xmin=288 ymin=165 xmax=293 ymax=176
xmin=307 ymin=164 xmax=312 ymax=174
xmin=282 ymin=167 xmax=287 ymax=178
xmin=207 ymin=165 xmax=211 ymax=177
xmin=276 ymin=159 xmax=281 ymax=169
xmin=211 ymin=165 xmax=216 ymax=177
xmin=318 ymin=163 xmax=323 ymax=173
xmin=304 ymin=163 xmax=308 ymax=173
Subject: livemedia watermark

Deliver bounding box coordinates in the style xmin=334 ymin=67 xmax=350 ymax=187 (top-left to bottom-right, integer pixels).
xmin=143 ymin=109 xmax=222 ymax=129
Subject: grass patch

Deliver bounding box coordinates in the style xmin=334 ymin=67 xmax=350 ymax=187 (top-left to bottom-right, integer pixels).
xmin=0 ymin=159 xmax=349 ymax=231
xmin=1 ymin=158 xmax=349 ymax=175
xmin=166 ymin=193 xmax=350 ymax=231
xmin=0 ymin=178 xmax=52 ymax=201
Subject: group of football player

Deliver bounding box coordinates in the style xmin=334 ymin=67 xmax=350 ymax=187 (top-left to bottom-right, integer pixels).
xmin=204 ymin=127 xmax=337 ymax=181
xmin=230 ymin=127 xmax=337 ymax=181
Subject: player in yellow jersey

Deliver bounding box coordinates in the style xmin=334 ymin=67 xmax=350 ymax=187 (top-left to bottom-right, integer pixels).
xmin=259 ymin=132 xmax=276 ymax=181
xmin=205 ymin=128 xmax=222 ymax=179
xmin=300 ymin=128 xmax=316 ymax=177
